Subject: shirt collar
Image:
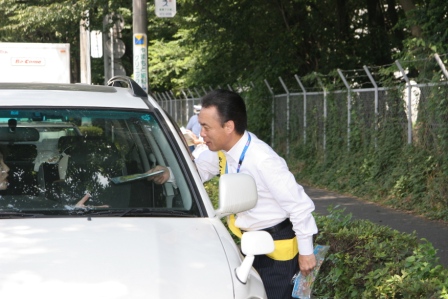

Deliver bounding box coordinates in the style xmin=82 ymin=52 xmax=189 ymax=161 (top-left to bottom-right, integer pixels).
xmin=225 ymin=131 xmax=249 ymax=164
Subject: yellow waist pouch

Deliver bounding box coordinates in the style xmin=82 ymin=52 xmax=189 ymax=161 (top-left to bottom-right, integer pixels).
xmin=227 ymin=214 xmax=298 ymax=261
xmin=220 ymin=152 xmax=298 ymax=261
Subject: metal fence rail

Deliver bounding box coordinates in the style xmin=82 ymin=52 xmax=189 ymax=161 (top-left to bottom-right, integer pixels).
xmin=154 ymin=54 xmax=448 ymax=158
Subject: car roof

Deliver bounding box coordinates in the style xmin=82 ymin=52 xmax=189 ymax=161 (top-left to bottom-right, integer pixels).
xmin=0 ymin=82 xmax=152 ymax=110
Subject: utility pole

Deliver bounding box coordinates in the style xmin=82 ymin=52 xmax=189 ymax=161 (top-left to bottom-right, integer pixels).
xmin=80 ymin=10 xmax=91 ymax=84
xmin=133 ymin=0 xmax=148 ymax=92
xmin=103 ymin=13 xmax=126 ymax=84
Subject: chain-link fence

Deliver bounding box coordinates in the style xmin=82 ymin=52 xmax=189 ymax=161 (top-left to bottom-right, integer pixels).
xmin=153 ymin=54 xmax=448 ymax=159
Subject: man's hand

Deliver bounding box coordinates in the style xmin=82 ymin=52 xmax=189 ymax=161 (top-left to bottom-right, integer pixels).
xmin=75 ymin=193 xmax=109 ymax=208
xmin=185 ymin=129 xmax=204 ymax=145
xmin=298 ymin=253 xmax=317 ymax=276
xmin=146 ymin=166 xmax=170 ymax=185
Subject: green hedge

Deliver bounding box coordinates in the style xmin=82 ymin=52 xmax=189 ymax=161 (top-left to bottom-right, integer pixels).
xmin=313 ymin=207 xmax=448 ymax=298
xmin=205 ymin=179 xmax=447 ymax=298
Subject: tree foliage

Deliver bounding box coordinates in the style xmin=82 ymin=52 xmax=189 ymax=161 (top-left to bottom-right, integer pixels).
xmin=0 ymin=0 xmax=446 ymax=92
xmin=166 ymin=0 xmax=410 ymax=91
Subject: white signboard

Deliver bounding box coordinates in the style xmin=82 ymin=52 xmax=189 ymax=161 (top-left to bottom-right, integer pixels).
xmin=133 ymin=34 xmax=148 ymax=92
xmin=0 ymin=42 xmax=70 ymax=83
xmin=90 ymin=30 xmax=103 ymax=58
xmin=155 ymin=0 xmax=176 ymax=18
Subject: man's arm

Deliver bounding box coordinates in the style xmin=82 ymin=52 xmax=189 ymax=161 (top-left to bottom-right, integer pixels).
xmin=257 ymin=155 xmax=318 ymax=275
xmin=146 ymin=166 xmax=171 ymax=185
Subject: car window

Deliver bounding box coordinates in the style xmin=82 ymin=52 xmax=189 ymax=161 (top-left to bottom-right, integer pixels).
xmin=0 ymin=108 xmax=200 ymax=217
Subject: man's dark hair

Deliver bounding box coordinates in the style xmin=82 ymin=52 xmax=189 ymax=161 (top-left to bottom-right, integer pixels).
xmin=201 ymin=89 xmax=247 ymax=135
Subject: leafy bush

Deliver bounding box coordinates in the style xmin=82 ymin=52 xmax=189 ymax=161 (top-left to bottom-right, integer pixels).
xmin=313 ymin=207 xmax=448 ymax=298
xmin=79 ymin=125 xmax=103 ymax=136
xmin=204 ymin=180 xmax=448 ymax=298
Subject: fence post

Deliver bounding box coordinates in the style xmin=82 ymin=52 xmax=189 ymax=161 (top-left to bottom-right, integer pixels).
xmin=264 ymin=79 xmax=275 ymax=148
xmin=181 ymin=89 xmax=190 ymax=124
xmin=337 ymin=69 xmax=351 ymax=150
xmin=153 ymin=92 xmax=161 ymax=105
xmin=164 ymin=91 xmax=173 ymax=118
xmin=169 ymin=91 xmax=177 ymax=122
xmin=279 ymin=76 xmax=290 ymax=157
xmin=157 ymin=92 xmax=164 ymax=106
xmin=294 ymin=75 xmax=307 ymax=145
xmin=194 ymin=87 xmax=202 ymax=99
xmin=363 ymin=65 xmax=378 ymax=149
xmin=316 ymin=75 xmax=327 ymax=152
xmin=434 ymin=53 xmax=448 ymax=79
xmin=395 ymin=60 xmax=412 ymax=145
xmin=187 ymin=87 xmax=196 ymax=120
xmin=160 ymin=91 xmax=170 ymax=116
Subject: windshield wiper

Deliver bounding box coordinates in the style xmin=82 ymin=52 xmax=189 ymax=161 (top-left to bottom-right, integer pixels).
xmin=119 ymin=208 xmax=197 ymax=217
xmin=0 ymin=211 xmax=46 ymax=218
xmin=63 ymin=207 xmax=197 ymax=217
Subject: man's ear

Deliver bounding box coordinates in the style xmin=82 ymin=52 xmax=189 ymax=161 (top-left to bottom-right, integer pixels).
xmin=224 ymin=120 xmax=235 ymax=133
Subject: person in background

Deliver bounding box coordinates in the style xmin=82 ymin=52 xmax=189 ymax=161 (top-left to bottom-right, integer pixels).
xmin=185 ymin=104 xmax=203 ymax=152
xmin=148 ymin=90 xmax=318 ymax=298
xmin=0 ymin=148 xmax=10 ymax=190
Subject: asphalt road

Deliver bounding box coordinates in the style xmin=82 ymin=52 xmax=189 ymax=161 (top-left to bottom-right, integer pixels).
xmin=304 ymin=185 xmax=448 ymax=268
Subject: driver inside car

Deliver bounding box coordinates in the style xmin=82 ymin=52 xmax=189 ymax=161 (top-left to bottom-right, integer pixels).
xmin=0 ymin=148 xmax=10 ymax=190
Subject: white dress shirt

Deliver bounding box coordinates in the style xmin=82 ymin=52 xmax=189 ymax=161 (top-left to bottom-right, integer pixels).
xmin=195 ymin=131 xmax=318 ymax=255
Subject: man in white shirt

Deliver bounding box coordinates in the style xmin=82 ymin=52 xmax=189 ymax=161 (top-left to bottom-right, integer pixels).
xmin=150 ymin=90 xmax=318 ymax=298
xmin=186 ymin=104 xmax=202 ymax=137
xmin=185 ymin=104 xmax=203 ymax=152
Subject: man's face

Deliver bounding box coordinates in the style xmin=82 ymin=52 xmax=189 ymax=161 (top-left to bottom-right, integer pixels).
xmin=198 ymin=106 xmax=232 ymax=152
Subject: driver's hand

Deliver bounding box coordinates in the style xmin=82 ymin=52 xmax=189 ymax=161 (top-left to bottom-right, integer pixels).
xmin=147 ymin=166 xmax=170 ymax=185
xmin=75 ymin=193 xmax=109 ymax=208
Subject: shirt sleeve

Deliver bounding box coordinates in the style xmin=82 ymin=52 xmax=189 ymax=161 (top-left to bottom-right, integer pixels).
xmin=256 ymin=155 xmax=318 ymax=255
xmin=194 ymin=150 xmax=220 ymax=182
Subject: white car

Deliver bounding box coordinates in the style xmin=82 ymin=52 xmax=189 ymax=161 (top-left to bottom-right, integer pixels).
xmin=0 ymin=77 xmax=274 ymax=299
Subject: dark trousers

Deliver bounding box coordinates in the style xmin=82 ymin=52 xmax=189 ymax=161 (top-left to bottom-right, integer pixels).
xmin=252 ymin=223 xmax=299 ymax=299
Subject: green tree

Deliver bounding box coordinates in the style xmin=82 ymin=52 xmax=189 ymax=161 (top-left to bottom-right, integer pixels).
xmin=1 ymin=0 xmax=444 ymax=93
xmin=154 ymin=0 xmax=411 ymax=92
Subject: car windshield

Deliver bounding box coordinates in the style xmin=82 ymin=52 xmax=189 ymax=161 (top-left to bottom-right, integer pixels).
xmin=0 ymin=108 xmax=200 ymax=217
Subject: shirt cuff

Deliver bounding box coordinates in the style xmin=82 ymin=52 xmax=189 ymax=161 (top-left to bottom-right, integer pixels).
xmin=297 ymin=236 xmax=314 ymax=256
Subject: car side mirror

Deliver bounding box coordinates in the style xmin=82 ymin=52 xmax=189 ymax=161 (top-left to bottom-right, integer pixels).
xmin=236 ymin=231 xmax=275 ymax=284
xmin=214 ymin=173 xmax=258 ymax=218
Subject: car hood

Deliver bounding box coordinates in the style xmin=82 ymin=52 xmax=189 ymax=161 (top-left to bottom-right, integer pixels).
xmin=0 ymin=217 xmax=237 ymax=299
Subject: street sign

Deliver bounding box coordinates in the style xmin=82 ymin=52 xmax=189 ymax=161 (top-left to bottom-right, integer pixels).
xmin=90 ymin=30 xmax=103 ymax=58
xmin=155 ymin=0 xmax=176 ymax=18
xmin=133 ymin=33 xmax=148 ymax=92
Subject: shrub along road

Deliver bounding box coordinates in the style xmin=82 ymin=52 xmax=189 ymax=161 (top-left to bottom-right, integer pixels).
xmin=304 ymin=185 xmax=448 ymax=268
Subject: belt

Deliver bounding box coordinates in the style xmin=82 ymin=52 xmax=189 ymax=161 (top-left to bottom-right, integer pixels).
xmin=228 ymin=215 xmax=298 ymax=261
xmin=260 ymin=218 xmax=291 ymax=234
